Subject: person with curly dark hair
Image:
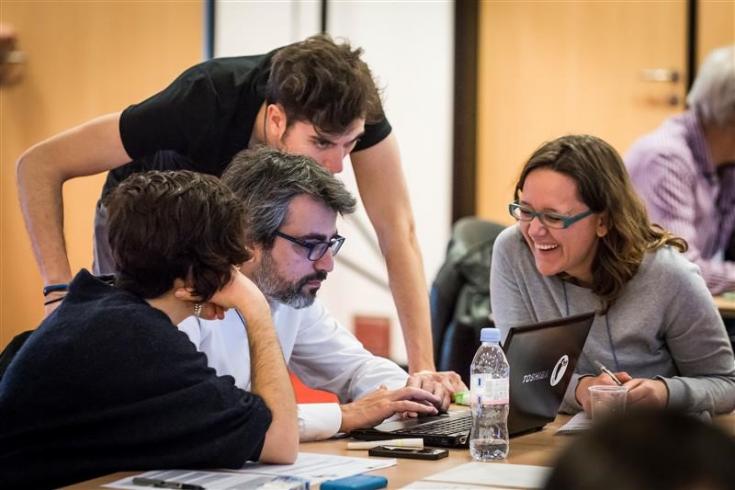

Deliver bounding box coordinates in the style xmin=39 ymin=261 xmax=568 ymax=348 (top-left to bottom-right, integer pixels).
xmin=0 ymin=171 xmax=298 ymax=489
xmin=16 ymin=35 xmax=451 ymax=390
xmin=491 ymin=135 xmax=735 ymax=417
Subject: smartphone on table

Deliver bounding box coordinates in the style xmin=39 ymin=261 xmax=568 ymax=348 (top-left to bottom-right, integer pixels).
xmin=368 ymin=445 xmax=449 ymax=460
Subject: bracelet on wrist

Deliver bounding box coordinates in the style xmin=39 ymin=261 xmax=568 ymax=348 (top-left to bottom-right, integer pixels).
xmin=43 ymin=283 xmax=69 ymax=296
xmin=44 ymin=296 xmax=65 ymax=306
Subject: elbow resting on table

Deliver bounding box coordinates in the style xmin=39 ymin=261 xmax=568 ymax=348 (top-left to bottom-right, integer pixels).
xmin=258 ymin=423 xmax=299 ymax=464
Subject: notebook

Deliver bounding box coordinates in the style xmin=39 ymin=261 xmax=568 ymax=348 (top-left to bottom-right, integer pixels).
xmin=350 ymin=312 xmax=595 ymax=448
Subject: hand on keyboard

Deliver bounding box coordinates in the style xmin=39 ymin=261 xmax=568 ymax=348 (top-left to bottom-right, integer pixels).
xmin=339 ymin=385 xmax=441 ymax=433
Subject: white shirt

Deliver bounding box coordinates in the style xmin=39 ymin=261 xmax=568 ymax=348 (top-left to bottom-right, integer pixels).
xmin=178 ymin=300 xmax=409 ymax=441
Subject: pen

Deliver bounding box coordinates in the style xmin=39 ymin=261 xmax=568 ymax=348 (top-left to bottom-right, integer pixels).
xmin=347 ymin=438 xmax=424 ymax=450
xmin=594 ymin=360 xmax=623 ymax=386
xmin=132 ymin=476 xmax=205 ymax=490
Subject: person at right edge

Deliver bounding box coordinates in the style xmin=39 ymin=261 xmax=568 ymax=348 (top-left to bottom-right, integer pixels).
xmin=490 ymin=134 xmax=735 ymax=417
xmin=625 ymin=45 xmax=735 ymax=342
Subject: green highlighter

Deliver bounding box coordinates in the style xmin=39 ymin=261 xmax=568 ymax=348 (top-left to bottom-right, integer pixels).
xmin=452 ymin=390 xmax=471 ymax=405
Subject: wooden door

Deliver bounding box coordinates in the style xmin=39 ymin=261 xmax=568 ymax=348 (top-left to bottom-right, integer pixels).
xmin=0 ymin=3 xmax=202 ymax=348
xmin=698 ymin=0 xmax=735 ymax=63
xmin=476 ymin=1 xmax=687 ymax=224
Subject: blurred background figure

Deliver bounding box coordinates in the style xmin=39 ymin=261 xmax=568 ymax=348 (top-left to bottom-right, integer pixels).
xmin=544 ymin=409 xmax=735 ymax=490
xmin=625 ymin=46 xmax=735 ymax=294
xmin=626 ymin=44 xmax=735 ymax=345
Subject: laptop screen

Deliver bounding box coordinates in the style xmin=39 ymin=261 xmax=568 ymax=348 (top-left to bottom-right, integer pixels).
xmin=504 ymin=312 xmax=595 ymax=436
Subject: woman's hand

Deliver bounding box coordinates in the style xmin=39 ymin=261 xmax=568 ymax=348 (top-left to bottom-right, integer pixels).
xmin=575 ymin=371 xmax=632 ymax=414
xmin=624 ymin=378 xmax=669 ymax=408
xmin=174 ymin=267 xmax=270 ymax=321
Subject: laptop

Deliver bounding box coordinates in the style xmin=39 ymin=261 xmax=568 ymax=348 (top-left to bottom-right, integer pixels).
xmin=350 ymin=312 xmax=595 ymax=448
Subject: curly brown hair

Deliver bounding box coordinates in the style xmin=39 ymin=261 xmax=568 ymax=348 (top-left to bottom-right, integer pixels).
xmin=514 ymin=135 xmax=687 ymax=311
xmin=104 ymin=170 xmax=250 ymax=300
xmin=267 ymin=34 xmax=384 ymax=134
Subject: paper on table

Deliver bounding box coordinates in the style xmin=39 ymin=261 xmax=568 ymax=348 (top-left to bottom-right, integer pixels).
xmin=555 ymin=411 xmax=591 ymax=435
xmin=419 ymin=462 xmax=551 ymax=489
xmin=104 ymin=470 xmax=300 ymax=490
xmin=104 ymin=452 xmax=396 ymax=489
xmin=402 ymin=481 xmax=509 ymax=489
xmin=234 ymin=452 xmax=396 ymax=482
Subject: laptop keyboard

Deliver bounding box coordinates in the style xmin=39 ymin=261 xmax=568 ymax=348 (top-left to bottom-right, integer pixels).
xmin=394 ymin=414 xmax=472 ymax=436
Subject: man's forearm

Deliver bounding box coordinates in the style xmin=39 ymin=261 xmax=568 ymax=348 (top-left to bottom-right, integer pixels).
xmin=383 ymin=232 xmax=435 ymax=373
xmin=17 ymin=146 xmax=73 ymax=286
xmin=243 ymin=308 xmax=299 ymax=464
xmin=16 ymin=113 xmax=130 ymax=288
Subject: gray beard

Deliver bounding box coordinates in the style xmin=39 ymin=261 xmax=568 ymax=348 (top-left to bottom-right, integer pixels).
xmin=252 ymin=252 xmax=320 ymax=309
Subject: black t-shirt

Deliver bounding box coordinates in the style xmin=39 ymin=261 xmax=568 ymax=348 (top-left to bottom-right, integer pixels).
xmin=0 ymin=270 xmax=272 ymax=489
xmin=103 ymin=48 xmax=392 ymax=196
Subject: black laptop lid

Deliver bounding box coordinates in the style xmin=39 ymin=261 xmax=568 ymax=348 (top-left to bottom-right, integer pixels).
xmin=349 ymin=312 xmax=595 ymax=447
xmin=504 ymin=312 xmax=595 ymax=436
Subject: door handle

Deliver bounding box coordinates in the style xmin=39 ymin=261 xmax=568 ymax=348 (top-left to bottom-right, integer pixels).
xmin=640 ymin=68 xmax=680 ymax=83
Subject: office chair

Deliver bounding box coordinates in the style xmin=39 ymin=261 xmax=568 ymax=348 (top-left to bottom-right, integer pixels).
xmin=0 ymin=330 xmax=33 ymax=381
xmin=430 ymin=217 xmax=505 ymax=385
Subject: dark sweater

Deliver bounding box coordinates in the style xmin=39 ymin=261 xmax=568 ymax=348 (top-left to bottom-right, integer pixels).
xmin=0 ymin=270 xmax=272 ymax=489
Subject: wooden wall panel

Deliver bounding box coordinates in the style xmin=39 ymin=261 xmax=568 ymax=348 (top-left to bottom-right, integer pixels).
xmin=476 ymin=2 xmax=686 ymax=225
xmin=1 ymin=2 xmax=203 ymax=347
xmin=698 ymin=0 xmax=735 ymax=64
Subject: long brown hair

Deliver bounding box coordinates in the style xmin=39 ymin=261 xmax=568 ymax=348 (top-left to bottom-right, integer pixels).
xmin=514 ymin=135 xmax=687 ymax=311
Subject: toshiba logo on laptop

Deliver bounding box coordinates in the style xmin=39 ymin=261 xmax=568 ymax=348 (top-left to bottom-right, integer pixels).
xmin=521 ymin=354 xmax=569 ymax=387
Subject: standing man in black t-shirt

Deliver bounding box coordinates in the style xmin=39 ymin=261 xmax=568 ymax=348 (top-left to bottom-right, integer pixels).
xmin=17 ymin=34 xmax=462 ymax=390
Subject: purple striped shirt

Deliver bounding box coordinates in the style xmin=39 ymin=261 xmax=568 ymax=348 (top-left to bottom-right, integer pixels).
xmin=625 ymin=111 xmax=735 ymax=294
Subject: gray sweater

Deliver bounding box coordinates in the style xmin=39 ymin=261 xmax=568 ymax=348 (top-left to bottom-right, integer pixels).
xmin=490 ymin=225 xmax=735 ymax=415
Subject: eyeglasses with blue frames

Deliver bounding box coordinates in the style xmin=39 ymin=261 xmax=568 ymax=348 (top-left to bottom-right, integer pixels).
xmin=508 ymin=202 xmax=594 ymax=229
xmin=274 ymin=230 xmax=346 ymax=261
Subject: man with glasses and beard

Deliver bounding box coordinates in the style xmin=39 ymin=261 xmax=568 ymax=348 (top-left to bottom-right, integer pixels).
xmin=178 ymin=147 xmax=453 ymax=441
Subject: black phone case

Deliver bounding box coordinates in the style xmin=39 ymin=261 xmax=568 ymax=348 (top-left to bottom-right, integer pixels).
xmin=368 ymin=446 xmax=449 ymax=460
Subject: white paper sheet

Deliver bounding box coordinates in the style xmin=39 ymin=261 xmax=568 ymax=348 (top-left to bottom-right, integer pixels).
xmin=402 ymin=481 xmax=510 ymax=489
xmin=554 ymin=411 xmax=591 ymax=434
xmin=104 ymin=453 xmax=396 ymax=489
xmin=104 ymin=470 xmax=296 ymax=490
xmin=419 ymin=462 xmax=551 ymax=489
xmin=234 ymin=452 xmax=396 ymax=481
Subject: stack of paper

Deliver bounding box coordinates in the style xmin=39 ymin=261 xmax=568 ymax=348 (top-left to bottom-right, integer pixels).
xmin=402 ymin=462 xmax=551 ymax=489
xmin=554 ymin=412 xmax=591 ymax=435
xmin=104 ymin=452 xmax=396 ymax=489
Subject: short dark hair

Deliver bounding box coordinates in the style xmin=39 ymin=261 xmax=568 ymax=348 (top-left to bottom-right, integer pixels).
xmin=222 ymin=147 xmax=356 ymax=249
xmin=544 ymin=409 xmax=735 ymax=490
xmin=105 ymin=170 xmax=250 ymax=300
xmin=267 ymin=34 xmax=384 ymax=134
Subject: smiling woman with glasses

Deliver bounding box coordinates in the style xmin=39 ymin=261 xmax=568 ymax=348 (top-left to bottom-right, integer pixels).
xmin=490 ymin=134 xmax=735 ymax=420
xmin=274 ymin=230 xmax=345 ymax=261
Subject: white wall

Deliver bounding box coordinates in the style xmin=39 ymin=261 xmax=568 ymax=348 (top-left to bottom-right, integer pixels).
xmin=216 ymin=0 xmax=454 ymax=365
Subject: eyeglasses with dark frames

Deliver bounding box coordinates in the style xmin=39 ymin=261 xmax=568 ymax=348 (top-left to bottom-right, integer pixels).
xmin=508 ymin=202 xmax=594 ymax=229
xmin=274 ymin=230 xmax=346 ymax=261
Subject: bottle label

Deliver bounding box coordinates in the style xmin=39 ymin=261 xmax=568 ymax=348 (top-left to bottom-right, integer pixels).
xmin=470 ymin=375 xmax=509 ymax=405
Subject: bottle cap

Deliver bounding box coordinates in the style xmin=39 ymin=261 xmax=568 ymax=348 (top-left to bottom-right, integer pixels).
xmin=480 ymin=327 xmax=501 ymax=343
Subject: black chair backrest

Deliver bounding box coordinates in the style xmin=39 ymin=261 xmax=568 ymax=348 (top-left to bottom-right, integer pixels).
xmin=430 ymin=217 xmax=505 ymax=385
xmin=0 ymin=330 xmax=33 ymax=381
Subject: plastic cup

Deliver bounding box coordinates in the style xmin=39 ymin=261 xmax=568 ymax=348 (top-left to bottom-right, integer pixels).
xmin=588 ymin=385 xmax=627 ymax=420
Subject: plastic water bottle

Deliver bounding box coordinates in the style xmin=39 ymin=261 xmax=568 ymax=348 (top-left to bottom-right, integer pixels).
xmin=469 ymin=327 xmax=510 ymax=461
